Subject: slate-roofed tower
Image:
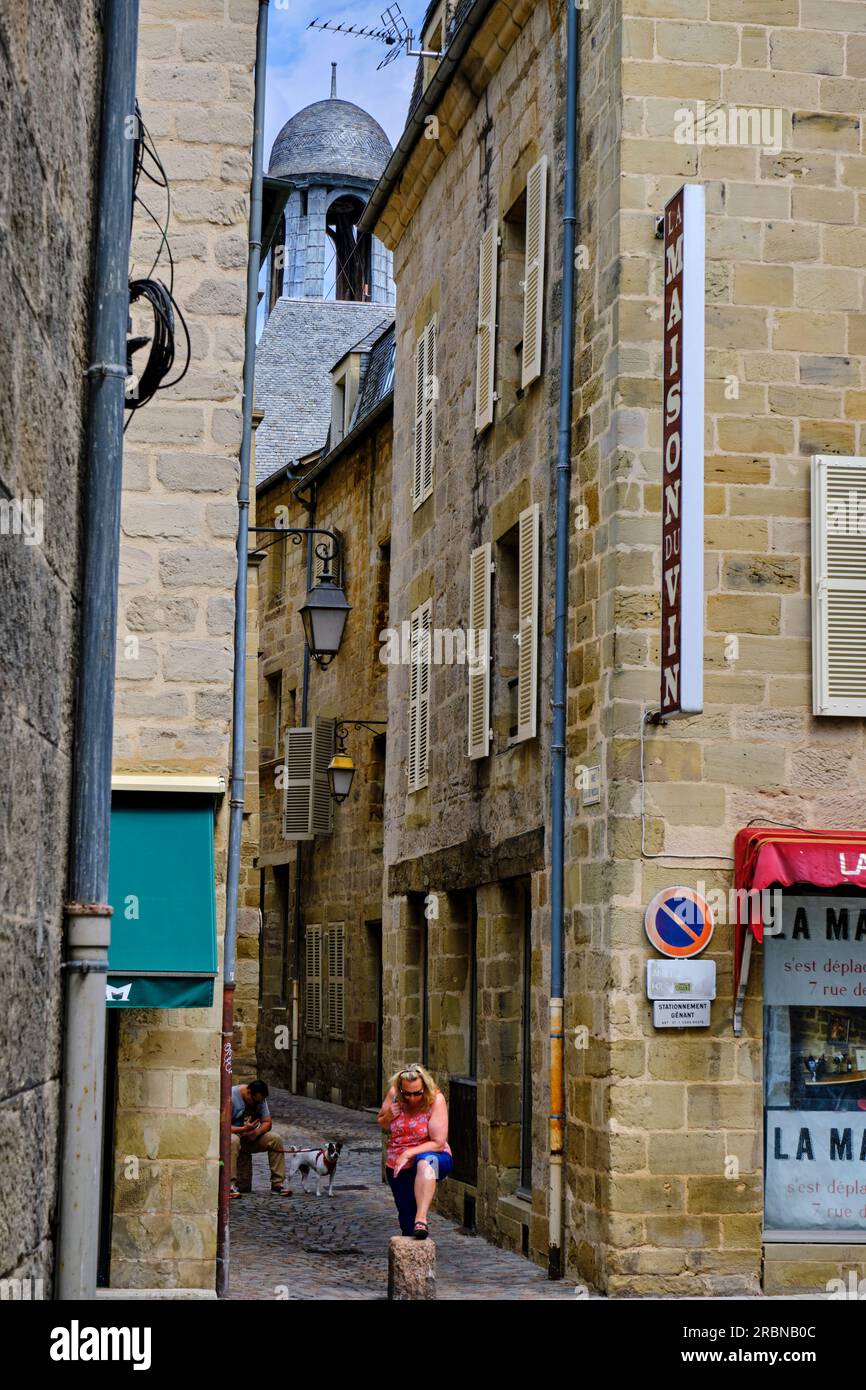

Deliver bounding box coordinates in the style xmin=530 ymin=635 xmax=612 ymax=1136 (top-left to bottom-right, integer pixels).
xmin=256 ymin=71 xmax=396 ymax=487
xmin=266 ymin=65 xmax=395 ymax=309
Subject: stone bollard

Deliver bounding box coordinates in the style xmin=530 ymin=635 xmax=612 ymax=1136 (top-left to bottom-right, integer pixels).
xmin=388 ymin=1236 xmax=436 ymax=1300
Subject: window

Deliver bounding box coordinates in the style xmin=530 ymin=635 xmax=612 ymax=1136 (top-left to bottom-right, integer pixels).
xmin=268 ymin=531 xmax=286 ymax=605
xmin=422 ymin=2 xmax=447 ymax=90
xmin=493 ymin=505 xmax=540 ymax=747
xmin=265 ymin=671 xmax=282 ymax=759
xmin=812 ymin=455 xmax=866 ymax=716
xmin=326 ymin=924 xmax=346 ymax=1039
xmin=408 ymin=601 xmax=432 ymax=791
xmin=330 ymin=357 xmax=360 ymax=449
xmin=412 ymin=317 xmax=437 ymax=509
xmin=305 ymin=924 xmax=323 ymax=1036
xmin=764 ymin=892 xmax=866 ymax=1238
xmin=282 ymin=717 xmax=335 ymax=840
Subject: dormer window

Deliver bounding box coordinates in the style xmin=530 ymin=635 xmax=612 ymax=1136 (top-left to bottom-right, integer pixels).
xmin=422 ymin=2 xmax=448 ymax=90
xmin=330 ymin=353 xmax=361 ymax=449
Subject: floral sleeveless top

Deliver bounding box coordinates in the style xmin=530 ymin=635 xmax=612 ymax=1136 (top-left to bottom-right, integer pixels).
xmin=385 ymin=1098 xmax=452 ymax=1169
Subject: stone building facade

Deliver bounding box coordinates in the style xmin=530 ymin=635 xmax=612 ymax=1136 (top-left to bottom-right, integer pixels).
xmin=0 ymin=0 xmax=103 ymax=1295
xmin=257 ymin=322 xmax=394 ymax=1110
xmin=367 ymin=0 xmax=866 ymax=1296
xmin=102 ymin=0 xmax=259 ymax=1292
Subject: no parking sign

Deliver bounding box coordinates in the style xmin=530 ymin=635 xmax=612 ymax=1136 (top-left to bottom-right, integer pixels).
xmin=645 ymin=886 xmax=714 ymax=959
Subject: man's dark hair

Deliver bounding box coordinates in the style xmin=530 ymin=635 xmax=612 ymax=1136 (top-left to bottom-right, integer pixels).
xmin=248 ymin=1080 xmax=269 ymax=1099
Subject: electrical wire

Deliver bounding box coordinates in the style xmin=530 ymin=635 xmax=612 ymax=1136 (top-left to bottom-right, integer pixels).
xmin=125 ymin=106 xmax=190 ymax=424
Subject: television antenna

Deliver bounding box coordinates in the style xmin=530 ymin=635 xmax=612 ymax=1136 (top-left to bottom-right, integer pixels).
xmin=308 ymin=4 xmax=443 ymax=71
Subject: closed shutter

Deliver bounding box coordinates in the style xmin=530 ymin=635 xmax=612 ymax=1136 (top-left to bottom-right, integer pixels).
xmin=413 ymin=330 xmax=426 ymax=507
xmin=475 ymin=227 xmax=499 ymax=432
xmin=305 ymin=924 xmax=322 ymax=1035
xmin=516 ymin=503 xmax=540 ymax=741
xmin=521 ymin=156 xmax=548 ymax=389
xmin=310 ymin=715 xmax=335 ymax=836
xmin=812 ymin=455 xmax=866 ymax=716
xmin=282 ymin=727 xmax=314 ymax=841
xmin=312 ymin=529 xmax=342 ymax=587
xmin=412 ymin=318 xmax=436 ymax=509
xmin=468 ymin=543 xmax=492 ymax=758
xmin=408 ymin=600 xmax=432 ymax=791
xmin=327 ymin=924 xmax=345 ymax=1039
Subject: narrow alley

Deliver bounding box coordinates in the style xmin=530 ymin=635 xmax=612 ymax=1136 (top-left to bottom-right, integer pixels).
xmin=227 ymin=1091 xmax=576 ymax=1301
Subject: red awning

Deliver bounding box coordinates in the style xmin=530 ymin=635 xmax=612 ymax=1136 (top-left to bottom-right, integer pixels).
xmin=732 ymin=826 xmax=866 ymax=1032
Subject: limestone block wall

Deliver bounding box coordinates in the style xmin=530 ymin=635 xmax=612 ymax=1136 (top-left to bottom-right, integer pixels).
xmin=377 ymin=0 xmax=563 ymax=1268
xmin=0 ymin=0 xmax=102 ymax=1292
xmin=256 ymin=418 xmax=392 ymax=1109
xmin=109 ymin=0 xmax=257 ymax=1291
xmin=569 ymin=0 xmax=866 ymax=1295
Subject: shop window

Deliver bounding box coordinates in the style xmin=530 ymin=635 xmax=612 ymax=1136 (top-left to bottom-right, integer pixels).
xmin=764 ymin=890 xmax=866 ymax=1238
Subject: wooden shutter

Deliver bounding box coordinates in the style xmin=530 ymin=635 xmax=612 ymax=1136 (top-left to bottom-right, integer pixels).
xmin=516 ymin=503 xmax=540 ymax=741
xmin=310 ymin=715 xmax=335 ymax=836
xmin=521 ymin=156 xmax=548 ymax=389
xmin=408 ymin=600 xmax=431 ymax=791
xmin=305 ymin=925 xmax=322 ymax=1035
xmin=282 ymin=727 xmax=314 ymax=841
xmin=468 ymin=543 xmax=492 ymax=758
xmin=413 ymin=318 xmax=436 ymax=509
xmin=412 ymin=330 xmax=426 ymax=508
xmin=812 ymin=455 xmax=866 ymax=716
xmin=312 ymin=528 xmax=342 ymax=585
xmin=327 ymin=924 xmax=346 ymax=1039
xmin=475 ymin=227 xmax=499 ymax=432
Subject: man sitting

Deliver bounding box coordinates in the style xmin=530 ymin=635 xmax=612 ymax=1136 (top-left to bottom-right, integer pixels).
xmin=230 ymin=1079 xmax=285 ymax=1196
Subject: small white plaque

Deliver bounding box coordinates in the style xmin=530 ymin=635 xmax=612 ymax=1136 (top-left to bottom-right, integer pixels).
xmin=646 ymin=958 xmax=716 ymax=1001
xmin=653 ymin=999 xmax=711 ymax=1029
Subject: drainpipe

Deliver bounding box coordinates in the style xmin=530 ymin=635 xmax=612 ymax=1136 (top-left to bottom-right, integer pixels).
xmin=548 ymin=0 xmax=579 ymax=1282
xmin=217 ymin=0 xmax=269 ymax=1301
xmin=56 ymin=0 xmax=140 ymax=1301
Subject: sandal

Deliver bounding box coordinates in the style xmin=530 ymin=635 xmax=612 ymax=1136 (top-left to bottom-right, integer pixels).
xmin=413 ymin=1221 xmax=429 ymax=1240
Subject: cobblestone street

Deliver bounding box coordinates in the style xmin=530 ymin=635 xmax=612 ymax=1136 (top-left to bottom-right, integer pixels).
xmin=227 ymin=1090 xmax=576 ymax=1300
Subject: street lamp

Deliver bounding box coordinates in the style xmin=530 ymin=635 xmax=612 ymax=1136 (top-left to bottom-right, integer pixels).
xmin=299 ymin=547 xmax=351 ymax=669
xmin=327 ymin=720 xmax=387 ymax=804
xmin=250 ymin=526 xmax=350 ymax=668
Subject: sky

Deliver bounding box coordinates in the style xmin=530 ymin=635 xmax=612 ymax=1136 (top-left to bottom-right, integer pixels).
xmin=264 ymin=0 xmax=427 ymax=159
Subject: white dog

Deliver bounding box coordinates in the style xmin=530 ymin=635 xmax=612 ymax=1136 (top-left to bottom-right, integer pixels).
xmin=283 ymin=1141 xmax=343 ymax=1196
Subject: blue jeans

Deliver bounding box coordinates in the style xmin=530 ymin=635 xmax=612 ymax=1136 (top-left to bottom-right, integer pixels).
xmin=386 ymin=1152 xmax=454 ymax=1235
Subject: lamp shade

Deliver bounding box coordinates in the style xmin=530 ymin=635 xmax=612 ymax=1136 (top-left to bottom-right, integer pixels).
xmin=299 ymin=575 xmax=351 ymax=666
xmin=327 ymin=752 xmax=355 ymax=803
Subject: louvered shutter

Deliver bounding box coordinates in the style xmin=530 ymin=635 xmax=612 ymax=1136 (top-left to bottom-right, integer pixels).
xmin=475 ymin=228 xmax=499 ymax=431
xmin=282 ymin=727 xmax=314 ymax=841
xmin=312 ymin=528 xmax=342 ymax=585
xmin=812 ymin=455 xmax=866 ymax=715
xmin=516 ymin=503 xmax=540 ymax=741
xmin=305 ymin=925 xmax=322 ymax=1035
xmin=422 ymin=318 xmax=436 ymax=503
xmin=408 ymin=601 xmax=431 ymax=791
xmin=310 ymin=715 xmax=335 ymax=835
xmin=521 ymin=156 xmax=548 ymax=389
xmin=327 ymin=924 xmax=345 ymax=1039
xmin=468 ymin=543 xmax=492 ymax=758
xmin=412 ymin=330 xmax=426 ymax=508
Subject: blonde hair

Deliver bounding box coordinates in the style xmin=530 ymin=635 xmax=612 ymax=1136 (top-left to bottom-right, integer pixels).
xmin=387 ymin=1062 xmax=438 ymax=1110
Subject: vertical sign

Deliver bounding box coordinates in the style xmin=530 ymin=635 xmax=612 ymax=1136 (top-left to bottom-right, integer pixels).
xmin=661 ymin=184 xmax=705 ymax=718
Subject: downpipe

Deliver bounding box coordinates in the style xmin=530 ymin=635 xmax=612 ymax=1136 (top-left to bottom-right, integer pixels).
xmin=55 ymin=0 xmax=139 ymax=1302
xmin=216 ymin=0 xmax=270 ymax=1300
xmin=548 ymin=0 xmax=579 ymax=1279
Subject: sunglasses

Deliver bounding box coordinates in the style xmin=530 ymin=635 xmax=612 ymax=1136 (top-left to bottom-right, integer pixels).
xmin=400 ymin=1087 xmax=423 ymax=1099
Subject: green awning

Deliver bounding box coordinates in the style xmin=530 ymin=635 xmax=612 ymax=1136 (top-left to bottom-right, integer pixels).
xmin=107 ymin=796 xmax=218 ymax=1009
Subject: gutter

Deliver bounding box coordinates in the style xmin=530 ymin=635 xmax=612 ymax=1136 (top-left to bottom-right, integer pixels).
xmin=56 ymin=0 xmax=140 ymax=1301
xmin=358 ymin=0 xmax=499 ymax=241
xmin=548 ymin=0 xmax=580 ymax=1282
xmin=216 ymin=0 xmax=270 ymax=1301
